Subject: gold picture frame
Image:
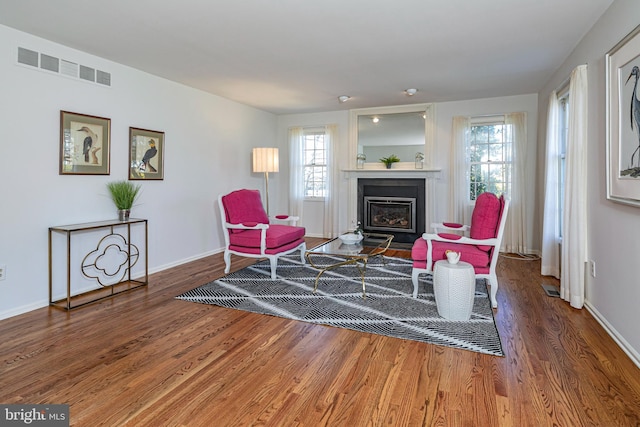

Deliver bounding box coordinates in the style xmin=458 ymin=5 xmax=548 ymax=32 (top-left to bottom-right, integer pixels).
xmin=129 ymin=127 xmax=164 ymax=180
xmin=60 ymin=111 xmax=111 ymax=175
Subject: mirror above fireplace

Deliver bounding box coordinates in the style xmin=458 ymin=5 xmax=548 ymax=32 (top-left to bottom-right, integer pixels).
xmin=349 ymin=103 xmax=433 ymax=168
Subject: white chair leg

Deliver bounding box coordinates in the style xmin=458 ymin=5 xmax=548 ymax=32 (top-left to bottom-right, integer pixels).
xmin=299 ymin=243 xmax=306 ymax=264
xmin=489 ymin=274 xmax=498 ymax=308
xmin=411 ymin=269 xmax=421 ymax=298
xmin=269 ymin=257 xmax=278 ymax=279
xmin=224 ymin=250 xmax=231 ymax=274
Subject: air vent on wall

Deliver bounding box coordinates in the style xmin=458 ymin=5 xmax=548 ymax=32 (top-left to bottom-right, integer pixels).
xmin=17 ymin=47 xmax=38 ymax=67
xmin=16 ymin=46 xmax=111 ymax=87
xmin=60 ymin=60 xmax=78 ymax=78
xmin=96 ymin=70 xmax=111 ymax=86
xmin=40 ymin=53 xmax=59 ymax=72
xmin=79 ymin=65 xmax=95 ymax=82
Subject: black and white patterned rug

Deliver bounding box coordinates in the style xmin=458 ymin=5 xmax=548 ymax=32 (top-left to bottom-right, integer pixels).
xmin=176 ymin=255 xmax=503 ymax=356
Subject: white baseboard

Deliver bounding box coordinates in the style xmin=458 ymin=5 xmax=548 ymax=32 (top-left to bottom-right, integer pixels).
xmin=0 ymin=300 xmax=49 ymax=321
xmin=585 ymin=301 xmax=640 ymax=370
xmin=0 ymin=247 xmax=225 ymax=321
xmin=304 ymin=233 xmax=325 ymax=238
xmin=147 ymin=248 xmax=223 ymax=275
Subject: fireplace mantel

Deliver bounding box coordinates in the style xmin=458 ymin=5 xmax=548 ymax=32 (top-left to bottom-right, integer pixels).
xmin=342 ymin=168 xmax=441 ymax=179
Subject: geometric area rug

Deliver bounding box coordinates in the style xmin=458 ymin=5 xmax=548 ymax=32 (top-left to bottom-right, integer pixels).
xmin=176 ymin=255 xmax=504 ymax=356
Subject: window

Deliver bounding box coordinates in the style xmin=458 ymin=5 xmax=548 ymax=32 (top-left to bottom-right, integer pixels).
xmin=468 ymin=118 xmax=512 ymax=201
xmin=557 ymin=90 xmax=569 ymax=238
xmin=303 ymin=129 xmax=327 ymax=198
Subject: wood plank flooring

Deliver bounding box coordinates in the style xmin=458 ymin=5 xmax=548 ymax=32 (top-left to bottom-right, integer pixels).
xmin=1 ymin=237 xmax=640 ymax=426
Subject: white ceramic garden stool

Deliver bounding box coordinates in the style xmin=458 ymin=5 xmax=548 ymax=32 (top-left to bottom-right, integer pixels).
xmin=432 ymin=260 xmax=476 ymax=321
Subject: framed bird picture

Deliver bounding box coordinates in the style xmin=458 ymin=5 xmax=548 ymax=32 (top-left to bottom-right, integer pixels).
xmin=129 ymin=127 xmax=164 ymax=180
xmin=606 ymin=24 xmax=640 ymax=206
xmin=59 ymin=111 xmax=111 ymax=175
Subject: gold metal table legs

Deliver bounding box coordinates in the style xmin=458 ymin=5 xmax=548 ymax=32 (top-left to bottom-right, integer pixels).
xmin=305 ymin=254 xmax=368 ymax=298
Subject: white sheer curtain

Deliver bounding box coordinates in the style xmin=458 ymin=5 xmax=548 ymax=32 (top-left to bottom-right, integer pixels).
xmin=561 ymin=64 xmax=588 ymax=309
xmin=288 ymin=125 xmax=339 ymax=237
xmin=503 ymin=112 xmax=527 ymax=253
xmin=450 ymin=116 xmax=470 ymax=223
xmin=323 ymin=124 xmax=340 ymax=238
xmin=541 ymin=91 xmax=561 ymax=278
xmin=288 ymin=127 xmax=304 ymax=219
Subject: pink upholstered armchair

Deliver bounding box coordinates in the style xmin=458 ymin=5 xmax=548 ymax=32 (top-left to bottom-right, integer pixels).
xmin=411 ymin=192 xmax=509 ymax=308
xmin=218 ymin=189 xmax=306 ymax=279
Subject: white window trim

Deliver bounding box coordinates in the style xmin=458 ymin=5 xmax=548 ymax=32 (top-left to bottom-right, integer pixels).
xmin=468 ymin=115 xmax=511 ymax=203
xmin=302 ymin=127 xmax=328 ymax=200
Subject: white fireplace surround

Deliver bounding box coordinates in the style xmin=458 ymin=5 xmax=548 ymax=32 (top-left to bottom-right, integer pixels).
xmin=342 ymin=168 xmax=441 ymax=237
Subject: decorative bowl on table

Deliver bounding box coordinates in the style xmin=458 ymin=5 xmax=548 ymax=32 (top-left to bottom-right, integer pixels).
xmin=339 ymin=233 xmax=364 ymax=244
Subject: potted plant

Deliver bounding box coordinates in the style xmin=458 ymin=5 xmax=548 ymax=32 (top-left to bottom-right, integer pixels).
xmin=106 ymin=180 xmax=141 ymax=221
xmin=379 ymin=154 xmax=400 ymax=169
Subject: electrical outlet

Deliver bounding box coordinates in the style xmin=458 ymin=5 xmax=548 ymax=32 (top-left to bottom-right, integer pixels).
xmin=0 ymin=265 xmax=5 ymax=281
xmin=589 ymin=260 xmax=596 ymax=278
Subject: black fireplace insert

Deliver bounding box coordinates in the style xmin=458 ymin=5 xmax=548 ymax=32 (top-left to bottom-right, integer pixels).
xmin=357 ymin=178 xmax=425 ymax=244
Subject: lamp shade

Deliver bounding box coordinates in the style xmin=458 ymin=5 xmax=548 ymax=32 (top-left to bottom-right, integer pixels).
xmin=252 ymin=147 xmax=279 ymax=173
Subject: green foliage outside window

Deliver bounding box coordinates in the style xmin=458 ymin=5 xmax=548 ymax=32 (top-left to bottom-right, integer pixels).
xmin=468 ymin=124 xmax=511 ymax=200
xmin=303 ymin=131 xmax=327 ymax=198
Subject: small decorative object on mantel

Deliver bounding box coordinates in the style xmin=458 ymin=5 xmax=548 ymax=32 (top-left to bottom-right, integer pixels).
xmin=415 ymin=152 xmax=424 ymax=169
xmin=356 ymin=153 xmax=366 ymax=169
xmin=106 ymin=180 xmax=141 ymax=221
xmin=379 ymin=154 xmax=400 ymax=169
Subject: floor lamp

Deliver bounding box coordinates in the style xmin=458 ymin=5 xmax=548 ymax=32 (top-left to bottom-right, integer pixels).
xmin=252 ymin=147 xmax=279 ymax=216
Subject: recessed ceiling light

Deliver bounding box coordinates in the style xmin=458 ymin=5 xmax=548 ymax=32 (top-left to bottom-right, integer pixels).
xmin=338 ymin=95 xmax=351 ymax=103
xmin=405 ymin=88 xmax=418 ymax=96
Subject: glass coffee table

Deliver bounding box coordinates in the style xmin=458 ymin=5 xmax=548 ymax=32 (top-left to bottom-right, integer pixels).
xmin=304 ymin=232 xmax=394 ymax=298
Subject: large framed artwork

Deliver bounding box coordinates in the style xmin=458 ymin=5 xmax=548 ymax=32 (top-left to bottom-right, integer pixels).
xmin=60 ymin=111 xmax=111 ymax=175
xmin=606 ymin=24 xmax=640 ymax=206
xmin=129 ymin=127 xmax=164 ymax=180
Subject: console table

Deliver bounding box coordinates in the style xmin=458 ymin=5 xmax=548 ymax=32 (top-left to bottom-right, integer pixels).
xmin=48 ymin=218 xmax=148 ymax=310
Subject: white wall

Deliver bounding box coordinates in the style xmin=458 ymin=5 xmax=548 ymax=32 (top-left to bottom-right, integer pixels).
xmin=537 ymin=0 xmax=640 ymax=364
xmin=0 ymin=25 xmax=277 ymax=319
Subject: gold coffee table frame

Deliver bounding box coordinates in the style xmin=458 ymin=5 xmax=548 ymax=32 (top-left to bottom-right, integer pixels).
xmin=304 ymin=233 xmax=394 ymax=298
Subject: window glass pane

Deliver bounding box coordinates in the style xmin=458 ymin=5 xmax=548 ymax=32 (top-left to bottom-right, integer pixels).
xmin=488 ymin=143 xmax=503 ymax=162
xmin=468 ymin=121 xmax=512 ymax=202
xmin=302 ymin=130 xmax=327 ymax=197
xmin=472 ymin=126 xmax=489 ymax=143
xmin=471 ymin=143 xmax=487 ymax=162
xmin=488 ymin=125 xmax=503 ymax=143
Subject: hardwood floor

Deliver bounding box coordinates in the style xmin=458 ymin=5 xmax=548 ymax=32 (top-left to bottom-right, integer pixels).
xmin=2 ymin=237 xmax=640 ymax=426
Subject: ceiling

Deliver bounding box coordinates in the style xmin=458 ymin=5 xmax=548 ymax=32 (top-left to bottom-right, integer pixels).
xmin=0 ymin=0 xmax=613 ymax=115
